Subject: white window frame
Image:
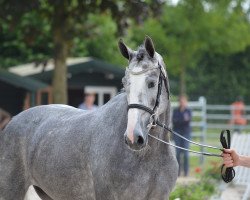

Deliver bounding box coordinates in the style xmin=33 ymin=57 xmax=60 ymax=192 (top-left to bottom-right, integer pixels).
xmin=84 ymin=86 xmax=117 ymax=106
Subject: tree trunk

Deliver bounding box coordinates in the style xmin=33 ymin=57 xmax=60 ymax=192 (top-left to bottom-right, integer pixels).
xmin=52 ymin=5 xmax=69 ymax=104
xmin=180 ymin=51 xmax=186 ymax=95
xmin=180 ymin=65 xmax=186 ymax=95
xmin=52 ymin=33 xmax=68 ymax=104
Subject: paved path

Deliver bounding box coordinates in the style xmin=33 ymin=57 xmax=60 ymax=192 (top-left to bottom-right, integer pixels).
xmin=219 ymin=184 xmax=247 ymax=200
xmin=220 ymin=186 xmax=242 ymax=200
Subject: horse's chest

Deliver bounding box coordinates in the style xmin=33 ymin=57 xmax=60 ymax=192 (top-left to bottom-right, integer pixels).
xmin=95 ymin=154 xmax=175 ymax=199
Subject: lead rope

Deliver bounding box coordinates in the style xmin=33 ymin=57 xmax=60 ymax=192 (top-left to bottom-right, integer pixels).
xmin=220 ymin=130 xmax=235 ymax=183
xmin=149 ymin=125 xmax=235 ymax=183
xmin=156 ymin=121 xmax=223 ymax=151
xmin=148 ymin=134 xmax=222 ymax=157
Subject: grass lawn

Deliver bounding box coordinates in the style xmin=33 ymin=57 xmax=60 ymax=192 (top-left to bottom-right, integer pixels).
xmin=180 ymin=134 xmax=223 ymax=177
xmin=189 ymin=155 xmax=221 ymax=177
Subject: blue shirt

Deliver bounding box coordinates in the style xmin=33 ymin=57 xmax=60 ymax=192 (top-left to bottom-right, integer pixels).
xmin=172 ymin=107 xmax=192 ymax=134
xmin=78 ymin=103 xmax=98 ymax=111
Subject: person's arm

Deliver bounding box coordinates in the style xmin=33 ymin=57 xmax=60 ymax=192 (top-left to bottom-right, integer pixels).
xmin=184 ymin=109 xmax=192 ymax=123
xmin=172 ymin=109 xmax=180 ymax=125
xmin=239 ymin=155 xmax=250 ymax=168
xmin=222 ymin=149 xmax=250 ymax=168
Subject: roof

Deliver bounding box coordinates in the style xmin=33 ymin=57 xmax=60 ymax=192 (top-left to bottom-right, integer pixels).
xmin=8 ymin=57 xmax=124 ymax=78
xmin=67 ymin=58 xmax=124 ymax=77
xmin=0 ymin=69 xmax=49 ymax=92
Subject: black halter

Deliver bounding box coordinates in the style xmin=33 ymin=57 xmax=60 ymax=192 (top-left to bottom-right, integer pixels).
xmin=128 ymin=63 xmax=169 ymax=126
xmin=127 ymin=63 xmax=235 ymax=183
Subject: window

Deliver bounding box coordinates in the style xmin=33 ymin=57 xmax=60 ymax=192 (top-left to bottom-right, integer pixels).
xmin=84 ymin=86 xmax=117 ymax=106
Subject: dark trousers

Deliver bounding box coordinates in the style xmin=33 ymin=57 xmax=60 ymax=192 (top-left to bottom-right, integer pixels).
xmin=173 ymin=131 xmax=190 ymax=176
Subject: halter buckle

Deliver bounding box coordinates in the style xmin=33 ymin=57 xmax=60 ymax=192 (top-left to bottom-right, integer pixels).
xmin=147 ymin=113 xmax=157 ymax=129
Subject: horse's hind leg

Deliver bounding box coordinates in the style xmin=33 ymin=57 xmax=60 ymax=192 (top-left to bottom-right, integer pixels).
xmin=0 ymin=159 xmax=27 ymax=200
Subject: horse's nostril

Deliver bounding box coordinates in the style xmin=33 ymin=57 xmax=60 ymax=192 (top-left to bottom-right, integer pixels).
xmin=137 ymin=136 xmax=144 ymax=145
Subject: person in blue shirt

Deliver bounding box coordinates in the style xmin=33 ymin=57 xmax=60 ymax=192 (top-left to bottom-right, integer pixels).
xmin=172 ymin=95 xmax=192 ymax=176
xmin=78 ymin=93 xmax=98 ymax=111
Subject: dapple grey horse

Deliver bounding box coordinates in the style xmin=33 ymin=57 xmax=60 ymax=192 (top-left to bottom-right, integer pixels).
xmin=0 ymin=37 xmax=178 ymax=200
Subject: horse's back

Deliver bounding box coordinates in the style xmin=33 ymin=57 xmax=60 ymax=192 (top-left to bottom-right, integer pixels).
xmin=6 ymin=104 xmax=83 ymax=131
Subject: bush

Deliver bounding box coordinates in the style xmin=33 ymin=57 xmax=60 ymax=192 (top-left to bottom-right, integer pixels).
xmin=170 ymin=177 xmax=216 ymax=200
xmin=170 ymin=163 xmax=221 ymax=200
xmin=203 ymin=161 xmax=221 ymax=181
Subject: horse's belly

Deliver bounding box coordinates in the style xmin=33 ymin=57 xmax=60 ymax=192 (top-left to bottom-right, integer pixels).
xmin=94 ymin=167 xmax=177 ymax=200
xmin=31 ymin=163 xmax=96 ymax=200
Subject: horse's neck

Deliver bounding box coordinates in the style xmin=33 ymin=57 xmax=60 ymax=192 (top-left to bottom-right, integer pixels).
xmin=99 ymin=92 xmax=128 ymax=125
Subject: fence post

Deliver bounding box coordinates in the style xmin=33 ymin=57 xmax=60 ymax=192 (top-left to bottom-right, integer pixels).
xmin=199 ymin=96 xmax=207 ymax=164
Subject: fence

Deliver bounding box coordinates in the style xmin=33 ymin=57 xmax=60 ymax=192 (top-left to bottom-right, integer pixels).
xmin=206 ymin=104 xmax=250 ymax=134
xmin=171 ymin=97 xmax=250 ymax=163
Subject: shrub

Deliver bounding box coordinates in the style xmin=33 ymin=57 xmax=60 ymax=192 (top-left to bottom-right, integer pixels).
xmin=170 ymin=177 xmax=216 ymax=200
xmin=170 ymin=162 xmax=221 ymax=200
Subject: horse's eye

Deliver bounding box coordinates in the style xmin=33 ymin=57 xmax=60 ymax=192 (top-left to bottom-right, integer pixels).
xmin=148 ymin=82 xmax=155 ymax=88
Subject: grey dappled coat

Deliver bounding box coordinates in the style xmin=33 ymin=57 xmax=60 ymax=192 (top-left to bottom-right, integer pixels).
xmin=0 ymin=93 xmax=178 ymax=200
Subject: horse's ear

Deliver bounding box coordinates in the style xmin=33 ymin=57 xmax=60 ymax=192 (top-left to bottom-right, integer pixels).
xmin=144 ymin=36 xmax=155 ymax=58
xmin=118 ymin=39 xmax=130 ymax=60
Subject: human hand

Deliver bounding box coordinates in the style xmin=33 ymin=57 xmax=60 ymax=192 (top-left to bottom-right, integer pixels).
xmin=222 ymin=149 xmax=240 ymax=167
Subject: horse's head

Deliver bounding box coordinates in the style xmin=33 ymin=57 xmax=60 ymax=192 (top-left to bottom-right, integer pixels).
xmin=119 ymin=36 xmax=170 ymax=151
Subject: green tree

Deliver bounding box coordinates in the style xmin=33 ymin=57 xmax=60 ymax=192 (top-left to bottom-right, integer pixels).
xmin=128 ymin=0 xmax=250 ymax=96
xmin=187 ymin=0 xmax=250 ymax=103
xmin=129 ymin=1 xmax=211 ymax=94
xmin=0 ymin=0 xmax=161 ymax=104
xmin=72 ymin=13 xmax=125 ymax=66
xmin=0 ymin=10 xmax=52 ymax=68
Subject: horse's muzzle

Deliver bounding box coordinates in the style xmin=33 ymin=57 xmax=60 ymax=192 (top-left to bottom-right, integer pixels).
xmin=124 ymin=130 xmax=146 ymax=151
